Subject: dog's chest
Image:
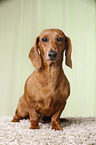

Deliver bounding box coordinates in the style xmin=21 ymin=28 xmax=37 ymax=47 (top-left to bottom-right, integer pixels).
xmin=35 ymin=71 xmax=66 ymax=106
xmin=29 ymin=69 xmax=69 ymax=116
xmin=35 ymin=85 xmax=64 ymax=116
xmin=37 ymin=85 xmax=59 ymax=102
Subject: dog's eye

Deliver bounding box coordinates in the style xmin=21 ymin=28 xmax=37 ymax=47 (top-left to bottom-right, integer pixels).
xmin=57 ymin=37 xmax=63 ymax=42
xmin=42 ymin=37 xmax=48 ymax=42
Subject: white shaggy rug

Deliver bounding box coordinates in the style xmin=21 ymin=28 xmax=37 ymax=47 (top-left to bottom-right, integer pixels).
xmin=0 ymin=116 xmax=96 ymax=145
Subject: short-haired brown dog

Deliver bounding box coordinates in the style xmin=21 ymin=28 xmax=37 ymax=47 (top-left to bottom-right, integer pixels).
xmin=12 ymin=29 xmax=72 ymax=131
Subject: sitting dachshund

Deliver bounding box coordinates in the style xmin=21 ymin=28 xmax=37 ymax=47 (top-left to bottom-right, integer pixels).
xmin=12 ymin=29 xmax=72 ymax=130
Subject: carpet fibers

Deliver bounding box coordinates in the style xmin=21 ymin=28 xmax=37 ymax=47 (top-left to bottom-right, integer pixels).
xmin=0 ymin=116 xmax=96 ymax=145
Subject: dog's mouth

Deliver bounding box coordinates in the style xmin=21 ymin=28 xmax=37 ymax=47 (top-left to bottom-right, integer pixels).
xmin=47 ymin=58 xmax=57 ymax=62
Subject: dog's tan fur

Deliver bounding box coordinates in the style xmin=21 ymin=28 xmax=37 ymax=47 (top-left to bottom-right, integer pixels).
xmin=12 ymin=29 xmax=72 ymax=130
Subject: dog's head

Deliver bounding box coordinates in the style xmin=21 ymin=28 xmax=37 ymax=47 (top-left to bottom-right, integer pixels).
xmin=29 ymin=29 xmax=72 ymax=69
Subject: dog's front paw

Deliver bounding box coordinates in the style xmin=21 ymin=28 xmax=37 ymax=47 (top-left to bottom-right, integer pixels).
xmin=30 ymin=120 xmax=40 ymax=129
xmin=30 ymin=125 xmax=40 ymax=129
xmin=52 ymin=121 xmax=63 ymax=131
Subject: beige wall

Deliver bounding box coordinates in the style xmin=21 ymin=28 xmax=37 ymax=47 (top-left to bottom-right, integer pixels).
xmin=0 ymin=0 xmax=96 ymax=116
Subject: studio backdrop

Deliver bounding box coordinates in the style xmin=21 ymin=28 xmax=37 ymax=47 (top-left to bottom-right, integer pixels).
xmin=0 ymin=0 xmax=96 ymax=116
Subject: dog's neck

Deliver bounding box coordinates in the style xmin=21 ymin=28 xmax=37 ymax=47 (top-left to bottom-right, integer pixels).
xmin=41 ymin=60 xmax=64 ymax=88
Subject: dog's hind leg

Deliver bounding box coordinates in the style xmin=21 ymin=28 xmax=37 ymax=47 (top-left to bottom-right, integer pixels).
xmin=12 ymin=95 xmax=28 ymax=122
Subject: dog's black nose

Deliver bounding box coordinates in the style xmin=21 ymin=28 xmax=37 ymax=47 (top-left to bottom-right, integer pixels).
xmin=48 ymin=51 xmax=57 ymax=59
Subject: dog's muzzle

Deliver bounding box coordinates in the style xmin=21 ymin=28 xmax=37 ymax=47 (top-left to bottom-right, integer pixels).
xmin=48 ymin=51 xmax=57 ymax=59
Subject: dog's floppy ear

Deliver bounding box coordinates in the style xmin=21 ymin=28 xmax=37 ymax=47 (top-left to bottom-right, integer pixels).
xmin=29 ymin=36 xmax=42 ymax=69
xmin=65 ymin=36 xmax=72 ymax=68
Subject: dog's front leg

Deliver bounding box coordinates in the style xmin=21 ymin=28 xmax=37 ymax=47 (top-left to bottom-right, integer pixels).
xmin=27 ymin=99 xmax=40 ymax=129
xmin=51 ymin=101 xmax=66 ymax=131
xmin=29 ymin=107 xmax=40 ymax=129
